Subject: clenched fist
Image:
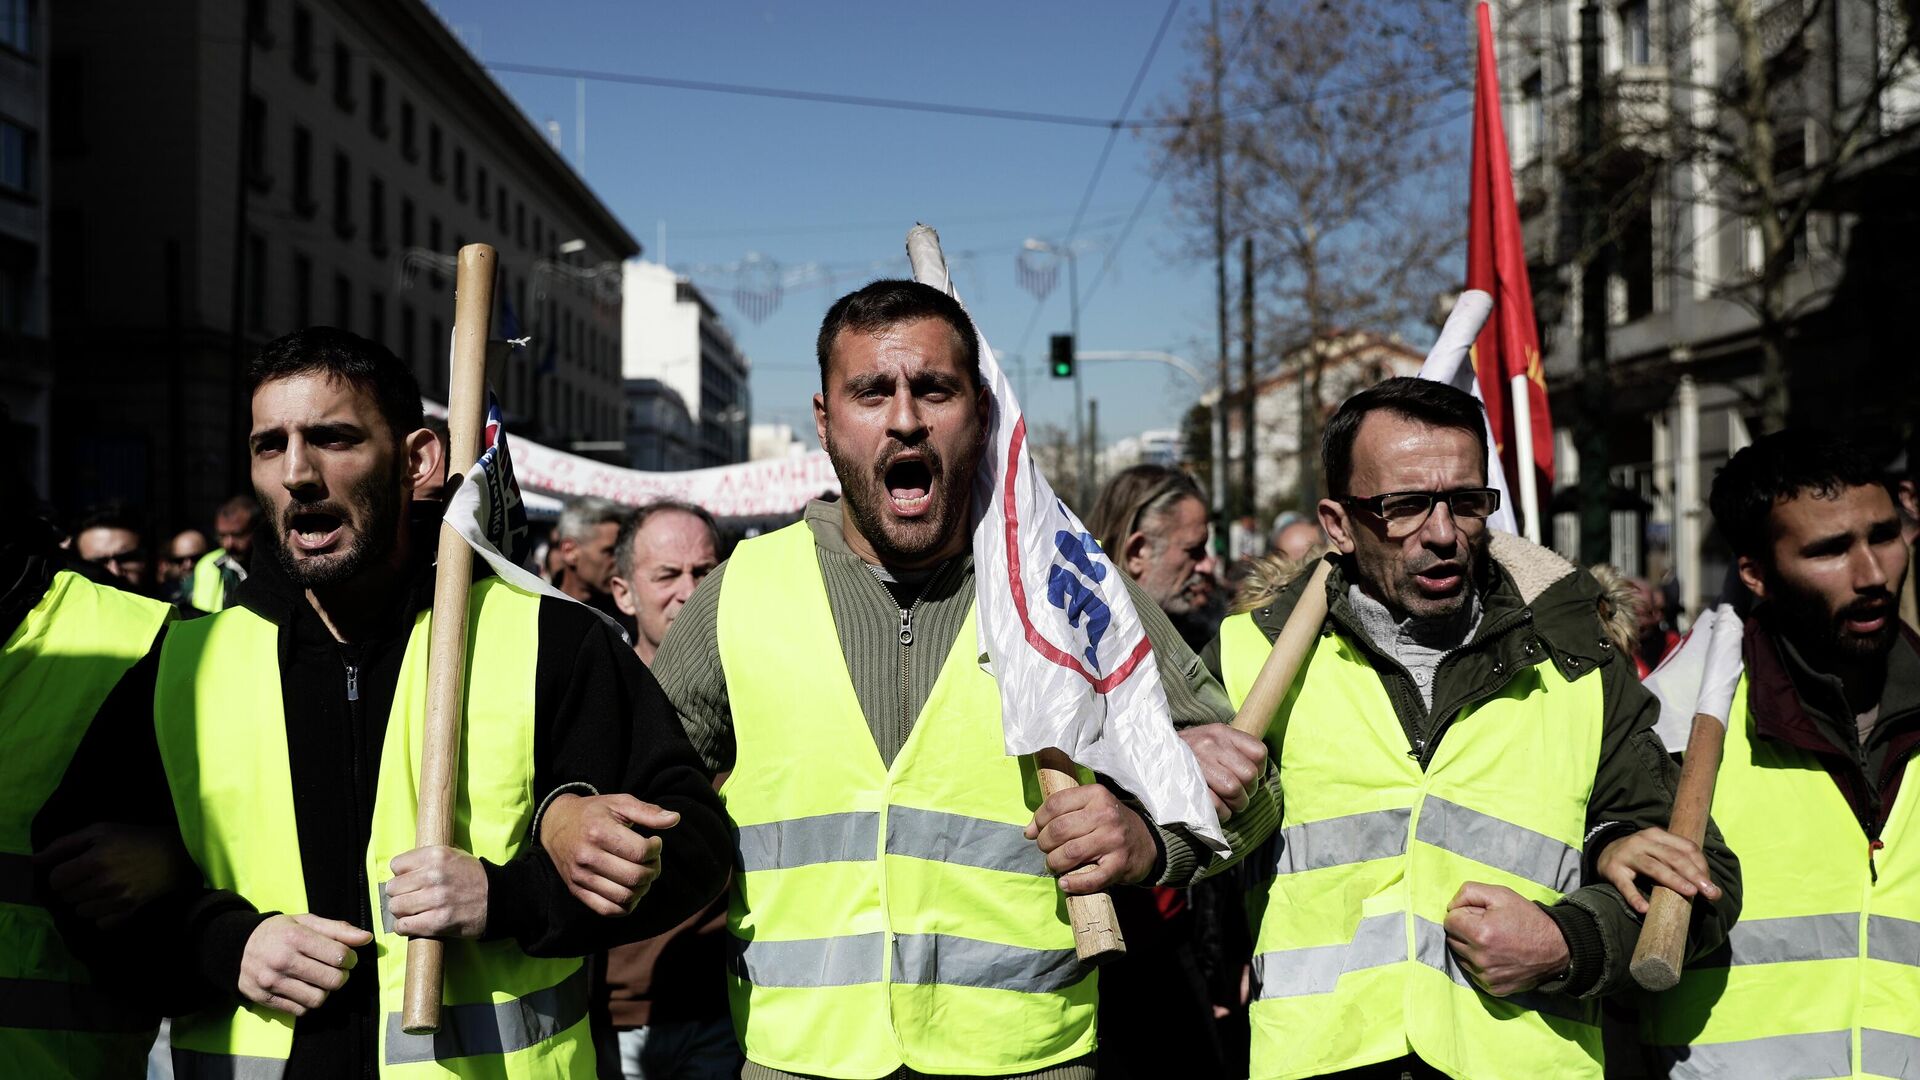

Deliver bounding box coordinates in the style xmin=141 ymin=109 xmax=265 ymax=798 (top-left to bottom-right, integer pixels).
xmin=239 ymin=914 xmax=372 ymax=1017
xmin=1179 ymin=724 xmax=1269 ymax=821
xmin=386 ymin=845 xmax=489 ymax=939
xmin=1443 ymin=882 xmax=1571 ymax=997
xmin=1024 ymin=783 xmax=1158 ymax=894
xmin=540 ymin=793 xmax=676 ymax=917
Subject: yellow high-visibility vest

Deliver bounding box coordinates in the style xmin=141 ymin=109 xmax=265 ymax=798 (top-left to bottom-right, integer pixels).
xmin=188 ymin=549 xmax=230 ymax=613
xmin=155 ymin=578 xmax=591 ymax=1079
xmin=1219 ymin=609 xmax=1605 ymax=1080
xmin=1641 ymin=674 xmax=1920 ymax=1079
xmin=0 ymin=570 xmax=170 ymax=1079
xmin=716 ymin=522 xmax=1097 ymax=1078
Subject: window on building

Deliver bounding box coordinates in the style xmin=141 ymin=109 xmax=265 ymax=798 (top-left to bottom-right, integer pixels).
xmin=533 ymin=215 xmax=545 ymax=255
xmin=243 ymin=94 xmax=271 ymax=190
xmin=496 ymin=185 xmax=508 ymax=229
xmin=332 ymin=41 xmax=354 ymax=111
xmin=1618 ymin=0 xmax=1651 ymax=67
xmin=334 ymin=273 xmax=351 ymax=328
xmin=368 ymin=288 xmax=385 ymax=343
xmin=245 ymin=0 xmax=270 ymax=46
xmin=476 ymin=166 xmax=489 ymax=220
xmin=400 ymin=100 xmax=417 ymax=161
xmin=400 ymin=196 xmax=415 ymax=250
xmin=246 ymin=233 xmax=267 ymax=331
xmin=368 ymin=175 xmax=386 ymax=255
xmin=332 ymin=151 xmax=353 ymax=239
xmin=515 ymin=202 xmax=526 ymax=248
xmin=49 ymin=54 xmax=83 ymax=157
xmin=291 ymin=4 xmax=316 ymax=81
xmin=291 ymin=125 xmax=315 ymax=217
xmin=454 ymin=147 xmax=467 ymax=202
xmin=428 ymin=123 xmax=444 ymax=183
xmin=400 ymin=302 xmax=416 ymax=367
xmin=1521 ymin=71 xmax=1545 ymax=162
xmin=368 ymin=70 xmax=388 ymax=137
xmin=292 ymin=252 xmax=312 ymax=327
xmin=428 ymin=217 xmax=444 ymax=289
xmin=2 ymin=0 xmax=34 ymax=54
xmin=0 ymin=117 xmax=34 ymax=197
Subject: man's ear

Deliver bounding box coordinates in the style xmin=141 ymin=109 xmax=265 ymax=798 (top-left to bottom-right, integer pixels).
xmin=975 ymin=382 xmax=992 ymax=430
xmin=813 ymin=391 xmax=830 ymax=451
xmin=1318 ymin=498 xmax=1357 ymax=555
xmin=403 ymin=428 xmax=444 ymax=495
xmin=1124 ymin=531 xmax=1151 ymax=577
xmin=1736 ymin=553 xmax=1767 ymax=602
xmin=609 ymin=575 xmax=639 ymax=618
xmin=1899 ymin=479 xmax=1919 ymax=522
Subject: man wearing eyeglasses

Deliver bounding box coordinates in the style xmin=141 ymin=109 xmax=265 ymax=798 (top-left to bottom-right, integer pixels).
xmin=1203 ymin=378 xmax=1740 ymax=1080
xmin=70 ymin=506 xmax=155 ymax=597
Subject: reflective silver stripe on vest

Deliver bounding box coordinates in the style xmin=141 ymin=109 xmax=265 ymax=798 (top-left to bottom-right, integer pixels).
xmin=0 ymin=851 xmax=37 ymax=906
xmin=1414 ymin=797 xmax=1581 ymax=894
xmin=734 ymin=812 xmax=879 ymax=872
xmin=0 ymin=974 xmax=154 ymax=1033
xmin=886 ymin=806 xmax=1049 ymax=876
xmin=382 ymin=965 xmax=589 ymax=1065
xmin=1408 ymin=917 xmax=1595 ymax=1026
xmin=1691 ymin=913 xmax=1860 ymax=968
xmin=171 ymin=1048 xmax=288 ymax=1080
xmin=729 ymin=933 xmax=886 ymax=988
xmin=1864 ymin=1029 xmax=1920 ymax=1080
xmin=1655 ymin=1030 xmax=1854 ymax=1080
xmin=1250 ymin=912 xmax=1404 ymax=1000
xmin=892 ymin=933 xmax=1086 ymax=994
xmin=1271 ymin=808 xmax=1412 ymax=876
xmin=1869 ymin=914 xmax=1920 ymax=966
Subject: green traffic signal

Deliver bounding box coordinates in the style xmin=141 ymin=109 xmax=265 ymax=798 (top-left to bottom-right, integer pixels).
xmin=1050 ymin=334 xmax=1074 ymax=379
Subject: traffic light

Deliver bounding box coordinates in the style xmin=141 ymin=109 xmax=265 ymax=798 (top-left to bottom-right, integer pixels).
xmin=1050 ymin=334 xmax=1075 ymax=379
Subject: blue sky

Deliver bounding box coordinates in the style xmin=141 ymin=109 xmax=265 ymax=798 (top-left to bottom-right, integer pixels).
xmin=439 ymin=0 xmax=1468 ymax=445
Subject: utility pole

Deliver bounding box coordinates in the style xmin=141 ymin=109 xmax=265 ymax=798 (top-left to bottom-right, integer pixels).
xmin=1576 ymin=2 xmax=1612 ymax=563
xmin=1087 ymin=398 xmax=1100 ymax=497
xmin=1068 ymin=248 xmax=1087 ymax=509
xmin=1240 ymin=234 xmax=1256 ymax=520
xmin=226 ymin=0 xmax=257 ymax=492
xmin=1210 ymin=0 xmax=1233 ymax=527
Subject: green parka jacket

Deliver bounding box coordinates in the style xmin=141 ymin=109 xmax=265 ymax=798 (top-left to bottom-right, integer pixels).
xmin=1200 ymin=532 xmax=1742 ymax=997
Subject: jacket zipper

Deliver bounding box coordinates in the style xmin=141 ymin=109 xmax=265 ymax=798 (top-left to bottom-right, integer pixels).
xmin=340 ymin=647 xmax=372 ymax=1078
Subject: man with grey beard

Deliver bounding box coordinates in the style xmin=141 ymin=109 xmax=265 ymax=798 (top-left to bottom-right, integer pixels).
xmin=544 ymin=280 xmax=1279 ymax=1080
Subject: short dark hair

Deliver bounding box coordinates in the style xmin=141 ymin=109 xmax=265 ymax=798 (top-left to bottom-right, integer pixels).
xmin=614 ymin=500 xmax=722 ymax=580
xmin=1320 ymin=377 xmax=1489 ymax=498
xmin=815 ymin=280 xmax=981 ymax=390
xmin=1709 ymin=429 xmax=1885 ymax=558
xmin=216 ymin=494 xmax=258 ymax=522
xmin=72 ymin=502 xmax=144 ymax=543
xmin=247 ymin=326 xmax=425 ymax=443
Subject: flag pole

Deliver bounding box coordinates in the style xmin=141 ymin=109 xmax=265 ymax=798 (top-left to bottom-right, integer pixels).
xmin=1510 ymin=375 xmax=1541 ymax=544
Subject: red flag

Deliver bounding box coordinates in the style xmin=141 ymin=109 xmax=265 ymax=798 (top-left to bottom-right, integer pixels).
xmin=1467 ymin=1 xmax=1553 ymax=503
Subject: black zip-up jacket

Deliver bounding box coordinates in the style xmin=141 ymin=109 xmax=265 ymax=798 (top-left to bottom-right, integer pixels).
xmin=42 ymin=518 xmax=730 ymax=1080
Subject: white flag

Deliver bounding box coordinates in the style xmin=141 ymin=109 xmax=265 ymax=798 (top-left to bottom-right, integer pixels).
xmin=1644 ymin=602 xmax=1746 ymax=752
xmin=906 ymin=225 xmax=1226 ymax=851
xmin=1418 ymin=289 xmax=1521 ymax=537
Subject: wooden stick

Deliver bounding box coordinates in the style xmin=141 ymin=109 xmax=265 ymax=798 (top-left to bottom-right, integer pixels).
xmin=401 ymin=243 xmax=496 ymax=1036
xmin=1032 ymin=747 xmax=1127 ymax=964
xmin=1629 ymin=712 xmax=1726 ymax=991
xmin=1232 ymin=559 xmax=1333 ymax=740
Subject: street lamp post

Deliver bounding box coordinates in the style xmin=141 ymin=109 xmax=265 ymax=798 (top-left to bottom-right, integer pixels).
xmin=1024 ymin=238 xmax=1088 ymax=508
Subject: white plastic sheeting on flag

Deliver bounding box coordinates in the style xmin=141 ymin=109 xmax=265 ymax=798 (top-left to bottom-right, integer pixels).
xmin=1417 ymin=290 xmax=1521 ymax=537
xmin=906 ymin=224 xmax=1226 ymax=851
xmin=1644 ymin=602 xmax=1746 ymax=752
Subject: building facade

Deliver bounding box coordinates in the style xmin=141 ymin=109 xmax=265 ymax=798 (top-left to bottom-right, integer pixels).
xmin=623 ymin=259 xmax=750 ymax=469
xmin=1214 ymin=329 xmax=1427 ymax=517
xmin=1 ymin=0 xmax=49 ymax=498
xmin=46 ymin=0 xmax=636 ymax=530
xmin=1492 ymin=0 xmax=1920 ymax=616
xmin=625 ymin=376 xmax=697 ymax=472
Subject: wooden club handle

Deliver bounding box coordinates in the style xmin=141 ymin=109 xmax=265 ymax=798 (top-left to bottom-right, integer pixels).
xmin=1629 ymin=712 xmax=1726 ymax=991
xmin=1231 ymin=558 xmax=1333 ymax=740
xmin=402 ymin=243 xmax=497 ymax=1035
xmin=1032 ymin=747 xmax=1127 ymax=964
